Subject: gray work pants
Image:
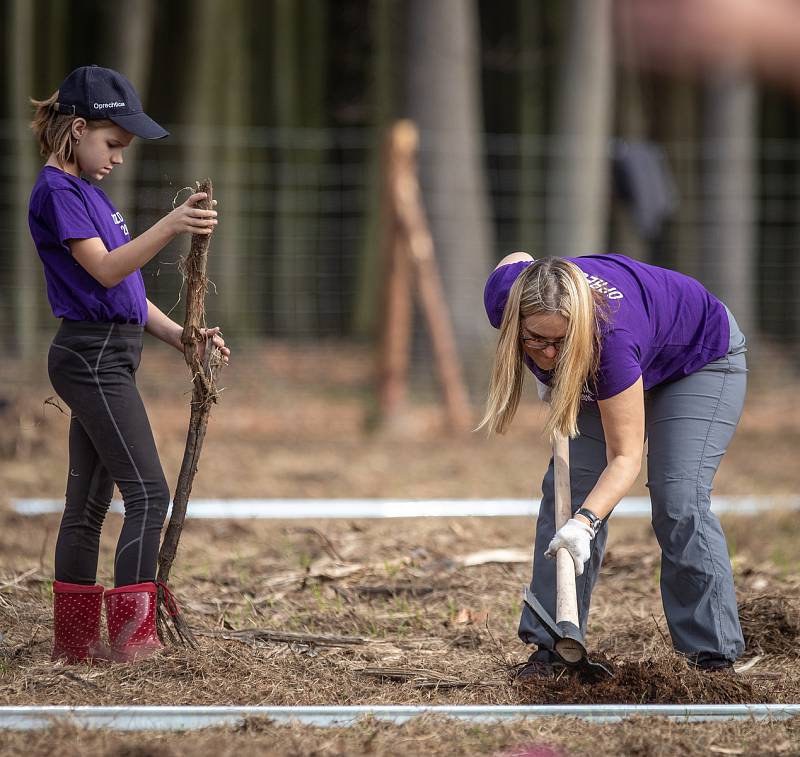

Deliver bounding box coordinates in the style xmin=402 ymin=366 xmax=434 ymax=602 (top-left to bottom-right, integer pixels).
xmin=519 ymin=309 xmax=747 ymax=662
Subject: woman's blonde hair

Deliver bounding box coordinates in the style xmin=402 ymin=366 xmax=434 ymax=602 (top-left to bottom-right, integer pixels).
xmin=479 ymin=256 xmax=606 ymax=439
xmin=30 ymin=90 xmax=111 ymax=167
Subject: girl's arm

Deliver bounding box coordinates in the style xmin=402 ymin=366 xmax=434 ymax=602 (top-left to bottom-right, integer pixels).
xmin=145 ymin=299 xmax=183 ymax=351
xmin=145 ymin=299 xmax=232 ymax=363
xmin=68 ymin=192 xmax=217 ymax=288
xmin=575 ymin=377 xmax=645 ymax=523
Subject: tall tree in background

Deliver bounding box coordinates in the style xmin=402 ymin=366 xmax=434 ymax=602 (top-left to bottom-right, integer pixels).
xmin=654 ymin=79 xmax=701 ymax=279
xmin=701 ymin=65 xmax=756 ymax=341
xmin=99 ymin=0 xmax=155 ymax=233
xmin=180 ymin=0 xmax=252 ymax=331
xmin=404 ymin=0 xmax=494 ymax=384
xmin=215 ymin=0 xmax=250 ymax=331
xmin=354 ymin=0 xmax=397 ymax=337
xmin=8 ymin=0 xmax=38 ymax=360
xmin=610 ymin=2 xmax=647 ymax=261
xmin=517 ymin=0 xmax=546 ymax=255
xmin=272 ymin=0 xmax=328 ymax=337
xmin=545 ymin=0 xmax=613 ymax=256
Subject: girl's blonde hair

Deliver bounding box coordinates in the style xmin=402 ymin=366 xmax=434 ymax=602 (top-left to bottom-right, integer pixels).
xmin=479 ymin=256 xmax=605 ymax=439
xmin=30 ymin=90 xmax=111 ymax=167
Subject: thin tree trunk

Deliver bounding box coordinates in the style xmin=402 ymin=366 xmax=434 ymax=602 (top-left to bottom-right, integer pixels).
xmin=610 ymin=4 xmax=647 ymax=261
xmin=654 ymin=80 xmax=700 ymax=279
xmin=217 ymin=0 xmax=249 ymax=330
xmin=701 ymin=64 xmax=757 ymax=343
xmin=353 ymin=0 xmax=397 ymax=337
xmin=9 ymin=0 xmax=37 ymax=360
xmin=248 ymin=0 xmax=274 ymax=335
xmin=99 ymin=0 xmax=156 ymax=229
xmin=41 ymin=0 xmax=68 ymax=93
xmin=517 ymin=0 xmax=545 ymax=254
xmin=546 ymin=0 xmax=614 ymax=257
xmin=272 ymin=0 xmax=307 ymax=335
xmin=405 ymin=0 xmax=493 ymax=387
xmin=181 ymin=0 xmax=218 ymax=202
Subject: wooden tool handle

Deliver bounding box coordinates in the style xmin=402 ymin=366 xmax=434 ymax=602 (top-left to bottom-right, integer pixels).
xmin=553 ymin=432 xmax=572 ymax=529
xmin=553 ymin=432 xmax=580 ymax=627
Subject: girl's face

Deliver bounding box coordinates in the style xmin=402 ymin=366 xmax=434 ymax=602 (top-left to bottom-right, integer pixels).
xmin=72 ymin=121 xmax=134 ymax=180
xmin=520 ymin=311 xmax=568 ymax=371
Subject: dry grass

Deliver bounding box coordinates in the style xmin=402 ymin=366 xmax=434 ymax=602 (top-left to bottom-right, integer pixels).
xmin=2 ymin=716 xmax=800 ymax=757
xmin=1 ymin=511 xmax=799 ymax=710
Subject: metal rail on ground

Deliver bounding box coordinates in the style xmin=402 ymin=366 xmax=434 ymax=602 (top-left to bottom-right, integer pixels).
xmin=1 ymin=705 xmax=800 ymax=731
xmin=11 ymin=496 xmax=800 ymax=519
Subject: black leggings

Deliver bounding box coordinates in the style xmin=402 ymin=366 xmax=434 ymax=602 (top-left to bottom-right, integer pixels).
xmin=48 ymin=320 xmax=170 ymax=587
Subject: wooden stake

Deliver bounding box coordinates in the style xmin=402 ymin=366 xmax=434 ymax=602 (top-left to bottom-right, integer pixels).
xmin=377 ymin=133 xmax=413 ymax=427
xmin=156 ymin=178 xmax=223 ymax=647
xmin=376 ymin=120 xmax=472 ymax=433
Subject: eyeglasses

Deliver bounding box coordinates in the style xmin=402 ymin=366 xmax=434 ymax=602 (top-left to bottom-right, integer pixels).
xmin=520 ymin=335 xmax=564 ymax=351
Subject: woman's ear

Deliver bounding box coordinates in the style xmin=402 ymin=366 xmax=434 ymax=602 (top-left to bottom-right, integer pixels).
xmin=71 ymin=118 xmax=87 ymax=140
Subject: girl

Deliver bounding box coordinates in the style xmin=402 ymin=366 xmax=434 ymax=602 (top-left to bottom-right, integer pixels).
xmin=28 ymin=65 xmax=230 ymax=663
xmin=481 ymin=253 xmax=747 ymax=677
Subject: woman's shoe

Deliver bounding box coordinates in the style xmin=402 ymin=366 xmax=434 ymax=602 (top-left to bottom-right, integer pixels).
xmin=514 ymin=648 xmax=565 ymax=682
xmin=688 ymin=653 xmax=735 ymax=672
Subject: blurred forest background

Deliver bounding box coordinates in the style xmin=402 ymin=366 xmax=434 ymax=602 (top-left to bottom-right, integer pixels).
xmin=2 ymin=0 xmax=800 ymax=396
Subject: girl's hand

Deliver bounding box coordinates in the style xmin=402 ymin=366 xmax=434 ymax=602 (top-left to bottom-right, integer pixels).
xmin=166 ymin=192 xmax=218 ymax=236
xmin=196 ymin=326 xmax=230 ymax=365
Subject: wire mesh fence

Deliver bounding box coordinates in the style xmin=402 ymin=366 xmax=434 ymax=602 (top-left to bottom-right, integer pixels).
xmin=2 ymin=122 xmax=799 ymax=396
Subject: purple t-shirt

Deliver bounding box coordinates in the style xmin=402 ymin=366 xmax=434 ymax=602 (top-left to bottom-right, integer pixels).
xmin=484 ymin=254 xmax=730 ymax=400
xmin=28 ymin=166 xmax=147 ymax=324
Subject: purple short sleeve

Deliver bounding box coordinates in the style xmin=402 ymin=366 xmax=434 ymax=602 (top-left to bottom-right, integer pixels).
xmin=483 ymin=261 xmax=532 ymax=328
xmin=46 ymin=188 xmax=101 ymax=248
xmin=28 ymin=166 xmax=147 ymax=324
xmin=594 ymin=327 xmax=642 ymax=400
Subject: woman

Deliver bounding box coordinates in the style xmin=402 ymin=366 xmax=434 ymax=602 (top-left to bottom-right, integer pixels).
xmin=481 ymin=252 xmax=747 ymax=677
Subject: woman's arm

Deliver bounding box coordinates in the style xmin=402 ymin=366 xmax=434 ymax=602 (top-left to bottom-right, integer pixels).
xmin=494 ymin=251 xmax=533 ymax=270
xmin=69 ymin=192 xmax=217 ymax=288
xmin=575 ymin=377 xmax=645 ymax=524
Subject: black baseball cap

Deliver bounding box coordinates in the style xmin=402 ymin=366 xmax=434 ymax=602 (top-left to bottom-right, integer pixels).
xmin=54 ymin=65 xmax=169 ymax=140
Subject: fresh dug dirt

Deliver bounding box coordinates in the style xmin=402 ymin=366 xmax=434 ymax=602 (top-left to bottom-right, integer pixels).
xmin=516 ymin=656 xmax=758 ymax=705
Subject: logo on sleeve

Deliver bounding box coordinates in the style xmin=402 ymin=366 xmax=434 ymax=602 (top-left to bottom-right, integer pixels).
xmin=111 ymin=211 xmax=130 ymax=239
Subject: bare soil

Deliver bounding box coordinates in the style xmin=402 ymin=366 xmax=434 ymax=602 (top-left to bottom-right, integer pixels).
xmin=1 ymin=343 xmax=799 ymax=755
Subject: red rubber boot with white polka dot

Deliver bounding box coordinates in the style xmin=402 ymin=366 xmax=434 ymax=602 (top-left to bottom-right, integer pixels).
xmin=51 ymin=581 xmax=106 ymax=663
xmin=104 ymin=581 xmax=163 ymax=662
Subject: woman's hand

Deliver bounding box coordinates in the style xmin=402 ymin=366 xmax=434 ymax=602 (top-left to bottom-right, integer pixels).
xmin=545 ymin=518 xmax=594 ymax=576
xmin=195 ymin=326 xmax=230 ymax=365
xmin=165 ymin=193 xmax=218 ymax=237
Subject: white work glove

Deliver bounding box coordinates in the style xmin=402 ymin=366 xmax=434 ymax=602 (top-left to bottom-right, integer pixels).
xmin=545 ymin=518 xmax=593 ymax=577
xmin=535 ymin=378 xmax=552 ymax=404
